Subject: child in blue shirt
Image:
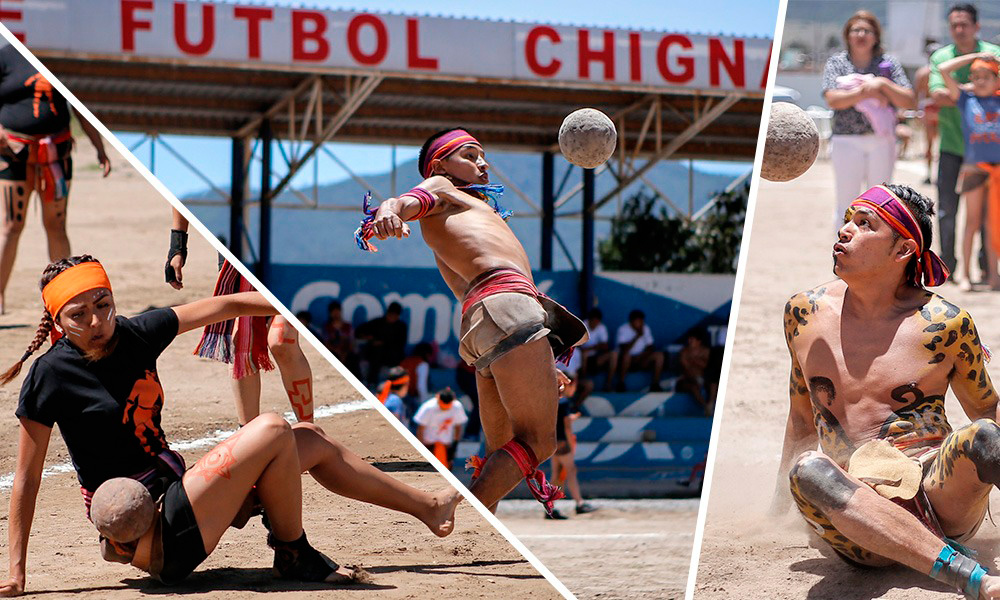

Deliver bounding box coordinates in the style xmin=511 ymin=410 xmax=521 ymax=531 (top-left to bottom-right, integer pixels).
xmin=940 ymin=52 xmax=1000 ymax=291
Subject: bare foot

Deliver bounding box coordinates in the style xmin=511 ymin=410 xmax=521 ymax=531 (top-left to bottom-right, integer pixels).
xmin=324 ymin=563 xmax=361 ymax=584
xmin=421 ymin=488 xmax=462 ymax=537
xmin=980 ymin=574 xmax=1000 ymax=599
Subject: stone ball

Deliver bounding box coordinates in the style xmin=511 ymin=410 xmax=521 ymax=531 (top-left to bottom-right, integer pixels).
xmin=761 ymin=102 xmax=819 ymax=182
xmin=559 ymin=108 xmax=617 ymax=169
xmin=90 ymin=477 xmax=156 ymax=543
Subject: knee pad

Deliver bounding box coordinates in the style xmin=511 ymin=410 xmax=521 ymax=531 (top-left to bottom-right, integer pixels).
xmin=789 ymin=454 xmax=860 ymax=512
xmin=967 ymin=419 xmax=1000 ymax=486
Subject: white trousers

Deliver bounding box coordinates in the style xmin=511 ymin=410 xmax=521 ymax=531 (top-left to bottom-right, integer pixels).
xmin=830 ymin=134 xmax=897 ymax=230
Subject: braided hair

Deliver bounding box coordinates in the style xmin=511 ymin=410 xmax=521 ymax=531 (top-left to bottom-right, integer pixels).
xmin=0 ymin=255 xmax=100 ymax=385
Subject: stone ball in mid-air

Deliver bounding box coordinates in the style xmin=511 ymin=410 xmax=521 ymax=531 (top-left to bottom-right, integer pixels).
xmin=559 ymin=108 xmax=617 ymax=169
xmin=90 ymin=477 xmax=156 ymax=543
xmin=761 ymin=102 xmax=820 ymax=182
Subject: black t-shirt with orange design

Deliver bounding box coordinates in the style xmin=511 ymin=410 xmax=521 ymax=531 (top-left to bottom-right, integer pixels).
xmin=0 ymin=44 xmax=70 ymax=135
xmin=16 ymin=308 xmax=179 ymax=492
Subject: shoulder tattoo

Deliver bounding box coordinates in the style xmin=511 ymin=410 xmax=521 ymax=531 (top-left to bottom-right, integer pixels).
xmin=784 ymin=287 xmax=827 ymax=345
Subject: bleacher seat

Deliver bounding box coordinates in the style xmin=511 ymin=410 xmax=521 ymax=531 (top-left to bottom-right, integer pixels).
xmin=449 ymin=386 xmax=712 ymax=498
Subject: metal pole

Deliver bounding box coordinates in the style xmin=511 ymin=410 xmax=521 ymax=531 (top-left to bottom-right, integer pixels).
xmin=688 ymin=158 xmax=694 ymax=217
xmin=541 ymin=151 xmax=554 ymax=270
xmin=258 ymin=120 xmax=273 ymax=284
xmin=580 ymin=167 xmax=595 ymax=313
xmin=229 ymin=136 xmax=245 ymax=262
xmin=391 ymin=145 xmax=397 ymax=197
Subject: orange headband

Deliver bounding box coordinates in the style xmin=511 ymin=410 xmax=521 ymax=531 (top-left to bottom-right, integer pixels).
xmin=972 ymin=58 xmax=999 ymax=75
xmin=41 ymin=262 xmax=112 ymax=317
xmin=377 ymin=374 xmax=410 ymax=403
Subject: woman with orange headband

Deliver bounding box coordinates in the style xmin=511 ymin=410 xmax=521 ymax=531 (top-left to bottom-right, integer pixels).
xmin=940 ymin=51 xmax=1000 ymax=291
xmin=0 ymin=255 xmax=461 ymax=595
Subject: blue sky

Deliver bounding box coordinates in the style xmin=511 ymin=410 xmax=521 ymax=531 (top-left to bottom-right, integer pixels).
xmin=114 ymin=0 xmax=779 ymax=196
xmin=258 ymin=0 xmax=779 ymax=36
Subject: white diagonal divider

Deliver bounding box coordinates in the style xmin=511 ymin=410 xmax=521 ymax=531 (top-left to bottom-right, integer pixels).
xmin=0 ymin=23 xmax=577 ymax=600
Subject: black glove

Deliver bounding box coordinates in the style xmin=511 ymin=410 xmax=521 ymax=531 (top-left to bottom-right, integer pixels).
xmin=165 ymin=229 xmax=188 ymax=284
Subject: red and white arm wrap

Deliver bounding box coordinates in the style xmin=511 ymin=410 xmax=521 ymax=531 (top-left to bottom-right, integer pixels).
xmin=400 ymin=187 xmax=436 ymax=221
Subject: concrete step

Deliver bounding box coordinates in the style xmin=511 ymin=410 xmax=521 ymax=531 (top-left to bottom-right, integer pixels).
xmin=455 ymin=440 xmax=706 ymax=469
xmin=451 ymin=441 xmax=707 ymax=498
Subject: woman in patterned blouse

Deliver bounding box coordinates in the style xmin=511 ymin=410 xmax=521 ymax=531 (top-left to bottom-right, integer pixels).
xmin=822 ymin=10 xmax=916 ymax=230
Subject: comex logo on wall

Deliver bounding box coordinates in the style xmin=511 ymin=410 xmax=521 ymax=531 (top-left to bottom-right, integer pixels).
xmin=290 ymin=277 xmax=557 ymax=354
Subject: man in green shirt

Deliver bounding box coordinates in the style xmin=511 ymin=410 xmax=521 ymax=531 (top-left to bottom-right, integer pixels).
xmin=928 ymin=3 xmax=1000 ymax=274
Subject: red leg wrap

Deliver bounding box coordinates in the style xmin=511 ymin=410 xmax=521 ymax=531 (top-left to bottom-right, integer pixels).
xmin=500 ymin=439 xmax=564 ymax=515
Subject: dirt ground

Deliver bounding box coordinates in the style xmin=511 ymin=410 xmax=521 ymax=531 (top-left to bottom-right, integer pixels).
xmin=0 ymin=138 xmax=559 ymax=599
xmin=693 ymin=155 xmax=1000 ymax=599
xmin=502 ymin=499 xmax=698 ymax=600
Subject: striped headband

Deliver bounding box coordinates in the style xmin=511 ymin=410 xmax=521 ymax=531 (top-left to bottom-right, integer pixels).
xmin=42 ymin=261 xmax=113 ymax=317
xmin=850 ymin=185 xmax=949 ymax=287
xmin=421 ymin=129 xmax=481 ymax=178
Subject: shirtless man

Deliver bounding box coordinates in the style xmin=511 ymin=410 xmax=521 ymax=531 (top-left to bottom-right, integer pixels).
xmin=360 ymin=128 xmax=587 ymax=513
xmin=770 ymin=183 xmax=1000 ymax=599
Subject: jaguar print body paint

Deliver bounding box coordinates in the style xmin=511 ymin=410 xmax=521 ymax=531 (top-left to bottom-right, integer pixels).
xmin=877 ymin=383 xmax=950 ymax=455
xmin=781 ymin=281 xmax=1000 ymax=565
xmin=808 ymin=377 xmax=855 ymax=466
xmin=917 ymin=295 xmax=995 ymax=417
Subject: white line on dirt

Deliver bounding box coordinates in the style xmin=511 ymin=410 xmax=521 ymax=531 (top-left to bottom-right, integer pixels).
xmin=517 ymin=533 xmax=681 ymax=540
xmin=0 ymin=400 xmax=372 ymax=491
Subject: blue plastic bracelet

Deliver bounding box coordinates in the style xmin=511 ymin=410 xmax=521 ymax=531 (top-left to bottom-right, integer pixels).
xmin=965 ymin=564 xmax=988 ymax=600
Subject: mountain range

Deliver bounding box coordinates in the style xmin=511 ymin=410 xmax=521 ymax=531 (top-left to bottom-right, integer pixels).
xmin=183 ymin=151 xmax=743 ymax=270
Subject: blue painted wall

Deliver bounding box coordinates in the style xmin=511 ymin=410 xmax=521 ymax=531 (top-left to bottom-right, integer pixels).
xmin=274 ymin=265 xmax=731 ymax=362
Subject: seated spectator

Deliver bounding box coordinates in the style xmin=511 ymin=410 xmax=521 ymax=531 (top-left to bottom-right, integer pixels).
xmin=413 ymin=388 xmax=468 ymax=469
xmin=706 ymin=327 xmax=726 ymax=414
xmin=322 ymin=300 xmax=359 ymax=375
xmin=356 ymin=301 xmax=408 ymax=384
xmin=295 ymin=310 xmax=323 ymax=339
xmin=377 ymin=366 xmax=410 ymax=426
xmin=578 ymin=307 xmax=618 ymax=393
xmin=400 ymin=342 xmax=434 ymax=404
xmin=676 ymin=326 xmax=712 ymax=415
xmin=614 ymin=309 xmax=665 ymax=392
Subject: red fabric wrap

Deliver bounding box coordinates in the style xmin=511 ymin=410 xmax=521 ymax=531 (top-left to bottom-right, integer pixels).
xmin=401 ymin=187 xmax=436 ymax=221
xmin=500 ymin=439 xmax=564 ymax=515
xmin=851 ymin=185 xmax=950 ymax=287
xmin=461 ymin=267 xmax=578 ymax=366
xmin=193 ymin=260 xmax=274 ymax=379
xmin=7 ymin=128 xmax=72 ymax=204
xmin=461 ymin=268 xmax=539 ymax=315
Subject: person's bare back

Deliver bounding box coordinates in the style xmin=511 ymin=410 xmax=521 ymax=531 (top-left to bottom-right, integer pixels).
xmin=785 ymin=278 xmax=993 ymax=467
